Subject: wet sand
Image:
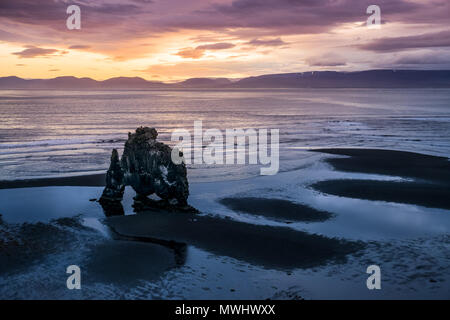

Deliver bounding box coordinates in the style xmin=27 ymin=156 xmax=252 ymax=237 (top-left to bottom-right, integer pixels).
xmin=0 ymin=218 xmax=85 ymax=275
xmin=219 ymin=197 xmax=332 ymax=222
xmin=83 ymin=240 xmax=177 ymax=285
xmin=0 ymin=168 xmax=363 ymax=274
xmin=106 ymin=211 xmax=363 ymax=270
xmin=311 ymin=148 xmax=450 ymax=209
xmin=0 ymin=174 xmax=106 ymax=190
xmin=1 ymin=148 xmax=447 ymax=276
xmin=313 ymin=180 xmax=450 ymax=210
xmin=311 ymin=148 xmax=450 ymax=184
xmin=0 ymin=216 xmax=179 ymax=283
xmin=0 ymin=147 xmax=448 ymax=298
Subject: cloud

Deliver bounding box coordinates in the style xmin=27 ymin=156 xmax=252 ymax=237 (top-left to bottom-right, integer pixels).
xmin=359 ymin=30 xmax=450 ymax=52
xmin=0 ymin=0 xmax=438 ymax=49
xmin=12 ymin=45 xmax=65 ymax=58
xmin=176 ymin=42 xmax=236 ymax=59
xmin=176 ymin=47 xmax=205 ymax=59
xmin=391 ymin=51 xmax=450 ymax=65
xmin=306 ymin=53 xmax=346 ymax=67
xmin=245 ymin=38 xmax=286 ymax=47
xmin=192 ymin=0 xmax=426 ymax=34
xmin=1 ymin=0 xmax=450 ymax=72
xmin=196 ymin=43 xmax=235 ymax=50
xmin=0 ymin=28 xmax=30 ymax=43
xmin=68 ymin=45 xmax=91 ymax=49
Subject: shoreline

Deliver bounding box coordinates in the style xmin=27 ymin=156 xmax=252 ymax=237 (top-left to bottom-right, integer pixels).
xmin=1 ymin=148 xmax=448 ymax=189
xmin=0 ymin=147 xmax=449 ymax=299
xmin=0 ymin=173 xmax=106 ymax=189
xmin=310 ymin=148 xmax=450 ymax=183
xmin=309 ymin=148 xmax=450 ymax=209
xmin=1 ymin=147 xmax=449 ymax=211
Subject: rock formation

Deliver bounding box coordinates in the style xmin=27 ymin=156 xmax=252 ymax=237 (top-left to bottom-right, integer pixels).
xmin=100 ymin=149 xmax=125 ymax=202
xmin=100 ymin=127 xmax=195 ymax=213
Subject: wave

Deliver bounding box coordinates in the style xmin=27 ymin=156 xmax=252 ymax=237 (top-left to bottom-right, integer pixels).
xmin=0 ymin=137 xmax=125 ymax=150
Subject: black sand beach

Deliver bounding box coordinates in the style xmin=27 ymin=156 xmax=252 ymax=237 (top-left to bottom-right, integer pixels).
xmin=0 ymin=216 xmax=179 ymax=286
xmin=311 ymin=149 xmax=450 ymax=209
xmin=219 ymin=197 xmax=333 ymax=222
xmin=106 ymin=210 xmax=362 ymax=270
xmin=311 ymin=148 xmax=450 ymax=183
xmin=83 ymin=240 xmax=177 ymax=285
xmin=0 ymin=159 xmax=365 ymax=273
xmin=0 ymin=174 xmax=106 ymax=190
xmin=313 ymin=180 xmax=450 ymax=210
xmin=1 ymin=147 xmax=449 ymax=299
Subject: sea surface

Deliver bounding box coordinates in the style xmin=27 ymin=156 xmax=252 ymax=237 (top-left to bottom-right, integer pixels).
xmin=0 ymin=89 xmax=449 ymax=299
xmin=1 ymin=88 xmax=450 ymax=181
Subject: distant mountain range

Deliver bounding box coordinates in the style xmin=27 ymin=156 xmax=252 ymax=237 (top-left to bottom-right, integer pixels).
xmin=1 ymin=70 xmax=450 ymax=89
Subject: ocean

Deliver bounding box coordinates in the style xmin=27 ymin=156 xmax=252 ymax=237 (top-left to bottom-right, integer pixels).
xmin=1 ymin=88 xmax=450 ymax=181
xmin=0 ymin=88 xmax=449 ymax=299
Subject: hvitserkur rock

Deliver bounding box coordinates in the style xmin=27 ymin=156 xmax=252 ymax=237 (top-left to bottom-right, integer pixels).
xmin=100 ymin=127 xmax=196 ymax=213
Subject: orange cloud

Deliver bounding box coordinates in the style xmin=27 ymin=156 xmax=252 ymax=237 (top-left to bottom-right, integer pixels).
xmin=176 ymin=42 xmax=236 ymax=59
xmin=12 ymin=46 xmax=66 ymax=58
xmin=176 ymin=47 xmax=205 ymax=59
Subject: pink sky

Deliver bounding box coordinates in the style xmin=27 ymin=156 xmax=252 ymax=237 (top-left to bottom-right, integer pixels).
xmin=1 ymin=0 xmax=449 ymax=81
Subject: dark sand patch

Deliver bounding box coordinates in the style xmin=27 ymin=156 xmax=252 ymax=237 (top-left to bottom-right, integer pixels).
xmin=0 ymin=174 xmax=106 ymax=190
xmin=219 ymin=197 xmax=332 ymax=222
xmin=311 ymin=148 xmax=450 ymax=184
xmin=0 ymin=216 xmax=178 ymax=283
xmin=106 ymin=211 xmax=363 ymax=270
xmin=0 ymin=218 xmax=92 ymax=275
xmin=313 ymin=180 xmax=450 ymax=210
xmin=311 ymin=149 xmax=450 ymax=209
xmin=83 ymin=240 xmax=177 ymax=285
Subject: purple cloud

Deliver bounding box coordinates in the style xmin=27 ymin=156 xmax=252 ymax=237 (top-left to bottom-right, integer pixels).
xmin=306 ymin=54 xmax=347 ymax=67
xmin=68 ymin=45 xmax=91 ymax=49
xmin=245 ymin=38 xmax=286 ymax=47
xmin=12 ymin=45 xmax=64 ymax=58
xmin=392 ymin=52 xmax=450 ymax=65
xmin=0 ymin=0 xmax=436 ymax=44
xmin=196 ymin=43 xmax=235 ymax=50
xmin=1 ymin=0 xmax=449 ymax=68
xmin=176 ymin=42 xmax=236 ymax=58
xmin=359 ymin=30 xmax=450 ymax=52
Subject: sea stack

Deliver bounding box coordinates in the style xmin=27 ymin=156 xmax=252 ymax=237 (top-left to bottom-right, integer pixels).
xmin=100 ymin=149 xmax=125 ymax=202
xmin=100 ymin=127 xmax=193 ymax=212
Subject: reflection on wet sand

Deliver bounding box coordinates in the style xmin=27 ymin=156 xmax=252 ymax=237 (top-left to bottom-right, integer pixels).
xmin=106 ymin=209 xmax=364 ymax=270
xmin=99 ymin=199 xmax=125 ymax=217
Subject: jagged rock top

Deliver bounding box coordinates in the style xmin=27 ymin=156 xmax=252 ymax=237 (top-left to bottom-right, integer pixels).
xmin=100 ymin=126 xmax=192 ymax=211
xmin=128 ymin=127 xmax=158 ymax=143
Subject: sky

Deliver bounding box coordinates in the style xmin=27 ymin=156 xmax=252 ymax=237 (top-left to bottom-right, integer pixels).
xmin=0 ymin=0 xmax=449 ymax=81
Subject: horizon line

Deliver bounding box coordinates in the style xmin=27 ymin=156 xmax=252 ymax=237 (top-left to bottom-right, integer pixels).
xmin=3 ymin=68 xmax=450 ymax=83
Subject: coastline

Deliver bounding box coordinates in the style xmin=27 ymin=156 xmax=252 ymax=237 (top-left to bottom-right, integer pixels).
xmin=310 ymin=148 xmax=450 ymax=210
xmin=0 ymin=173 xmax=106 ymax=190
xmin=0 ymin=147 xmax=449 ymax=299
xmin=0 ymin=148 xmax=449 ymax=211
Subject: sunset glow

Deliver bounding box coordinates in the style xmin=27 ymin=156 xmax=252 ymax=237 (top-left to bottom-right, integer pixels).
xmin=1 ymin=0 xmax=449 ymax=81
